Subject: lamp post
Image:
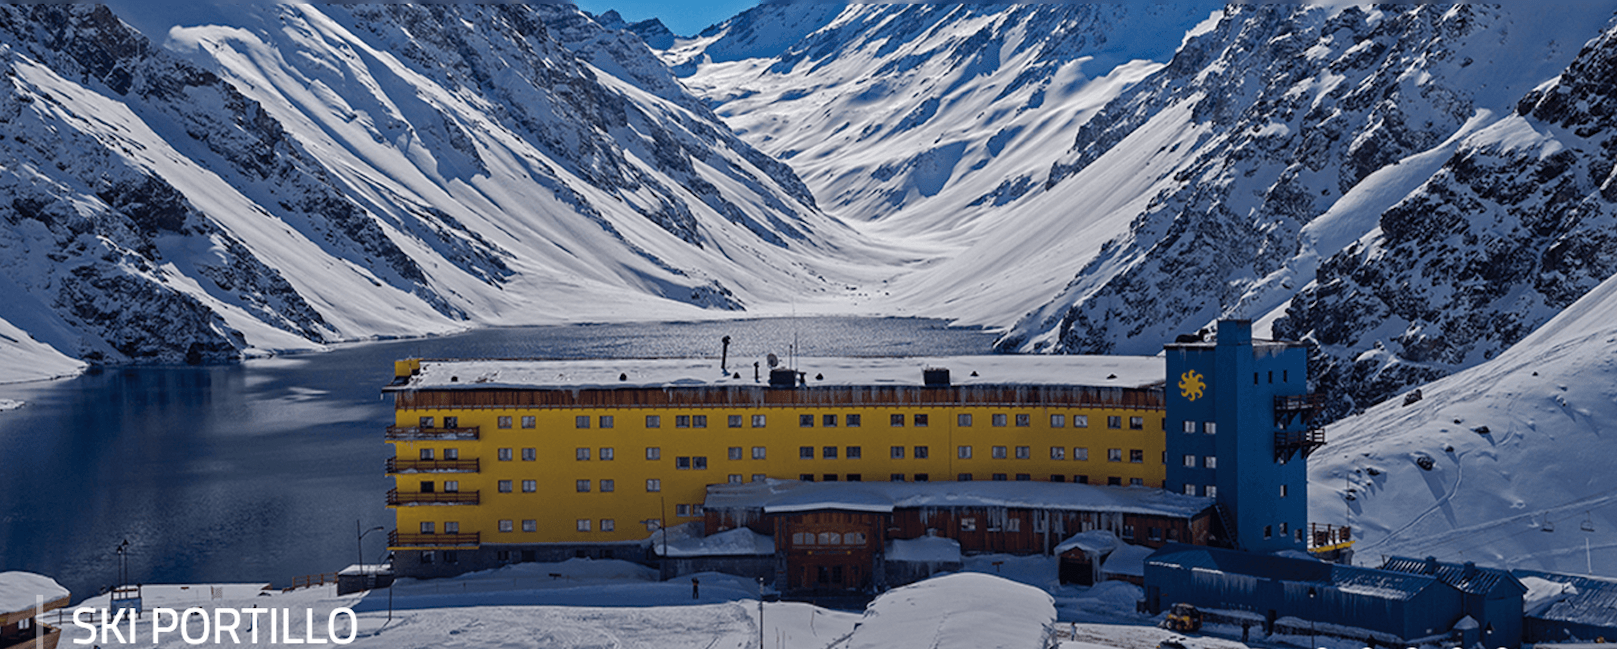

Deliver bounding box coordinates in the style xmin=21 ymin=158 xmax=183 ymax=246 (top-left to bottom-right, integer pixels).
xmin=757 ymin=576 xmax=765 ymax=649
xmin=358 ymin=522 xmax=385 ymax=587
xmin=115 ymin=538 xmax=130 ymax=589
xmin=1307 ymin=586 xmax=1318 ymax=649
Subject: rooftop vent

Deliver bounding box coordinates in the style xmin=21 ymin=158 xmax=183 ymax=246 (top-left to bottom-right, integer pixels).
xmin=769 ymin=368 xmax=798 ymax=388
xmin=923 ymin=368 xmax=950 ymax=387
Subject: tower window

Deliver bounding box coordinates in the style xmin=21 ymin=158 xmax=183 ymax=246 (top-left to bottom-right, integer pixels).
xmin=890 ymin=414 xmax=905 ymax=427
xmin=958 ymin=446 xmax=972 ymax=459
xmin=891 ymin=446 xmax=905 ymax=459
xmin=1183 ymin=420 xmax=1197 ymax=434
xmin=958 ymin=413 xmax=973 ymax=426
xmin=847 ymin=414 xmax=862 ymax=427
xmin=1279 ymin=484 xmax=1288 ymax=497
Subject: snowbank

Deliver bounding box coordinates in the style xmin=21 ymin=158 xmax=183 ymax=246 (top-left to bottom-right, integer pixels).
xmin=846 ymin=573 xmax=1055 ymax=649
xmin=655 ymin=527 xmax=774 ymax=557
xmin=0 ymin=571 xmax=69 ymax=615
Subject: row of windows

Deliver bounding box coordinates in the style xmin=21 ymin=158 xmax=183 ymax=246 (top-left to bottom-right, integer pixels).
xmin=790 ymin=531 xmax=868 ymax=546
xmin=788 ymin=473 xmax=1144 ymax=486
xmin=491 ymin=518 xmax=618 ymax=533
xmin=1181 ymin=454 xmax=1217 ymax=468
xmin=560 ymin=445 xmax=1151 ymax=463
xmin=1262 ymin=523 xmax=1306 ymax=542
xmin=424 ymin=412 xmax=1159 ymax=432
xmin=1181 ymin=421 xmax=1218 ymax=434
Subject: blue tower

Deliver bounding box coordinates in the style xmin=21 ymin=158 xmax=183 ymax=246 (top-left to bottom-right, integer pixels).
xmin=1164 ymin=320 xmax=1320 ymax=552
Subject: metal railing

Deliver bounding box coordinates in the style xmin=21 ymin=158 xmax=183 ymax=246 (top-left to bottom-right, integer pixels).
xmin=388 ymin=530 xmax=481 ymax=547
xmin=386 ymin=488 xmax=480 ymax=506
xmin=1308 ymin=523 xmax=1353 ymax=551
xmin=386 ymin=457 xmax=479 ymax=474
xmin=1274 ymin=428 xmax=1326 ymax=461
xmin=384 ymin=425 xmax=479 ymax=440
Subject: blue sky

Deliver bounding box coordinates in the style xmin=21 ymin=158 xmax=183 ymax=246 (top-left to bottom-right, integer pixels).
xmin=570 ymin=0 xmax=760 ymax=36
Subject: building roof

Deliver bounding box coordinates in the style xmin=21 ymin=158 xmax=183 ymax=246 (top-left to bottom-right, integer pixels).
xmin=0 ymin=571 xmax=69 ymax=621
xmin=1381 ymin=556 xmax=1527 ymax=597
xmin=389 ymin=355 xmax=1165 ymax=391
xmin=1147 ymin=544 xmax=1447 ymax=601
xmin=703 ymin=479 xmax=1213 ymax=518
xmin=1514 ymin=569 xmax=1617 ymax=629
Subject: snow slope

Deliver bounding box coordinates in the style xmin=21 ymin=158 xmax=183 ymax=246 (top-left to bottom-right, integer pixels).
xmin=1309 ymin=266 xmax=1617 ymax=576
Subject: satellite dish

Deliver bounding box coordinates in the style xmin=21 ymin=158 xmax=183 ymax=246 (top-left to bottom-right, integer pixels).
xmin=766 ymin=353 xmax=779 ymax=368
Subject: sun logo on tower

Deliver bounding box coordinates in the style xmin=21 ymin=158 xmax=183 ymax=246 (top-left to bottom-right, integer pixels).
xmin=1179 ymin=370 xmax=1206 ymax=401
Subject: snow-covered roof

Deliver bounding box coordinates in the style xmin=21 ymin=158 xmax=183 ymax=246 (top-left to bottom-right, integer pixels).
xmin=887 ymin=536 xmax=962 ymax=563
xmin=704 ymin=479 xmax=1212 ymax=518
xmin=1147 ymin=544 xmax=1445 ymax=602
xmin=1514 ymin=569 xmax=1617 ymax=629
xmin=393 ymin=355 xmax=1165 ymax=391
xmin=0 ymin=571 xmax=69 ymax=621
xmin=1381 ymin=556 xmax=1525 ymax=596
xmin=653 ymin=527 xmax=774 ymax=557
xmin=844 ymin=573 xmax=1055 ymax=649
xmin=1100 ymin=543 xmax=1155 ymax=578
xmin=1055 ymin=529 xmax=1120 ymax=556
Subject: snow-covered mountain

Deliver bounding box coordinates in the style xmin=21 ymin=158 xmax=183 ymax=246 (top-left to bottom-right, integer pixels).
xmin=0 ymin=3 xmax=895 ymax=373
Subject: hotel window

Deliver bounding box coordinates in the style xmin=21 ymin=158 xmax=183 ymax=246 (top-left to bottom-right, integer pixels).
xmin=600 ymin=448 xmax=614 ymax=461
xmin=752 ymin=446 xmax=766 ymax=460
xmin=1149 ymin=527 xmax=1163 ymax=541
xmin=693 ymin=415 xmax=707 ymax=428
xmin=992 ymin=413 xmax=1007 ymax=427
xmin=991 ymin=446 xmax=1007 ymax=459
xmin=676 ymin=457 xmax=691 ymax=470
xmin=1295 ymin=528 xmax=1303 ymax=542
xmin=959 ymin=473 xmax=973 ymax=481
xmin=960 ymin=517 xmax=977 ymax=531
xmin=891 ymin=446 xmax=905 ymax=459
xmin=1074 ymin=447 xmax=1089 ymax=461
xmin=522 ymin=520 xmax=537 ymax=532
xmin=751 ymin=474 xmax=766 ymax=482
xmin=1130 ymin=449 xmax=1144 ymax=463
xmin=645 ymin=447 xmax=661 ymax=460
xmin=498 ymin=520 xmax=513 ymax=533
xmin=1183 ymin=420 xmax=1197 ymax=433
xmin=891 ymin=473 xmax=905 ymax=481
xmin=992 ymin=473 xmax=1007 ymax=481
xmin=675 ymin=504 xmax=690 ymax=516
xmin=573 ymin=480 xmax=587 ymax=493
xmin=800 ymin=414 xmax=814 ymax=427
xmin=847 ymin=414 xmax=862 ymax=427
xmin=1206 ymin=485 xmax=1217 ymax=498
xmin=728 ymin=474 xmax=743 ymax=484
xmin=576 ymin=448 xmax=590 ymax=461
xmin=1015 ymin=414 xmax=1030 ymax=427
xmin=729 ymin=447 xmax=743 ymax=460
xmin=958 ymin=413 xmax=973 ymax=426
xmin=752 ymin=414 xmax=766 ymax=427
xmin=420 ymin=416 xmax=435 ymax=428
xmin=420 ymin=448 xmax=435 ymax=460
xmin=602 ymin=519 xmax=615 ymax=532
xmin=847 ymin=446 xmax=862 ymax=459
xmin=1015 ymin=474 xmax=1031 ymax=481
xmin=800 ymin=446 xmax=814 ymax=459
xmin=729 ymin=415 xmax=743 ymax=428
xmin=443 ymin=417 xmax=458 ymax=428
xmin=421 ymin=551 xmax=434 ymax=565
xmin=521 ymin=416 xmax=536 ymax=428
xmin=915 ymin=473 xmax=929 ymax=482
xmin=646 ymin=415 xmax=661 ymax=428
xmin=890 ymin=413 xmax=905 ymax=427
xmin=800 ymin=474 xmax=814 ymax=481
xmin=576 ymin=416 xmax=590 ymax=429
xmin=823 ymin=446 xmax=838 ymax=459
xmin=601 ymin=479 xmax=614 ymax=492
xmin=1279 ymin=522 xmax=1288 ymax=535
xmin=693 ymin=457 xmax=708 ymax=470
xmin=1107 ymin=448 xmax=1122 ymax=462
xmin=444 ymin=481 xmax=459 ymax=492
xmin=1122 ymin=522 xmax=1137 ymax=538
xmin=1184 ymin=484 xmax=1197 ymax=496
xmin=847 ymin=474 xmax=862 ymax=482
xmin=445 ymin=522 xmax=459 ymax=534
xmin=1130 ymin=477 xmax=1143 ymax=486
xmin=914 ymin=414 xmax=929 ymax=427
xmin=522 ymin=448 xmax=536 ymax=461
xmin=1264 ymin=525 xmax=1272 ymax=539
xmin=1205 ymin=422 xmax=1216 ymax=435
xmin=1076 ymin=475 xmax=1089 ymax=484
xmin=1183 ymin=454 xmax=1196 ymax=467
xmin=600 ymin=415 xmax=613 ymax=428
xmin=676 ymin=415 xmax=690 ymax=428
xmin=1129 ymin=416 xmax=1144 ymax=430
xmin=823 ymin=414 xmax=838 ymax=427
xmin=1074 ymin=414 xmax=1089 ymax=428
xmin=522 ymin=479 xmax=536 ymax=493
xmin=1051 ymin=414 xmax=1066 ymax=428
xmin=496 ymin=448 xmax=511 ymax=462
xmin=578 ymin=519 xmax=592 ymax=532
xmin=420 ymin=522 xmax=435 ymax=534
xmin=445 ymin=448 xmax=458 ymax=460
xmin=1107 ymin=416 xmax=1122 ymax=429
xmin=646 ymin=479 xmax=661 ymax=492
xmin=498 ymin=416 xmax=512 ymax=429
xmin=1015 ymin=446 xmax=1030 ymax=459
xmin=958 ymin=446 xmax=972 ymax=459
xmin=1279 ymin=484 xmax=1287 ymax=498
xmin=1051 ymin=447 xmax=1066 ymax=460
xmin=1051 ymin=475 xmax=1066 ymax=482
xmin=915 ymin=446 xmax=929 ymax=459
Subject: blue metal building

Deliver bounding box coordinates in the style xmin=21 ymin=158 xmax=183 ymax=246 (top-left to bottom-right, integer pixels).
xmin=1145 ymin=544 xmax=1466 ymax=644
xmin=1511 ymin=569 xmax=1617 ymax=643
xmin=1164 ymin=320 xmax=1318 ymax=552
xmin=1379 ymin=556 xmax=1526 ymax=648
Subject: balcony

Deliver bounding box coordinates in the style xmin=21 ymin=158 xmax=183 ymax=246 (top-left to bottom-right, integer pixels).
xmin=1274 ymin=393 xmax=1325 ymax=428
xmin=386 ymin=457 xmax=479 ymax=474
xmin=388 ymin=529 xmax=480 ymax=548
xmin=384 ymin=425 xmax=479 ymax=441
xmin=1274 ymin=428 xmax=1326 ymax=462
xmin=387 ymin=488 xmax=480 ymax=506
xmin=1307 ymin=523 xmax=1353 ymax=553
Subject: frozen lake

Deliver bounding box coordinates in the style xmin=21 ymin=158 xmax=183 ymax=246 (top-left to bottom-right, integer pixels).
xmin=0 ymin=317 xmax=994 ymax=602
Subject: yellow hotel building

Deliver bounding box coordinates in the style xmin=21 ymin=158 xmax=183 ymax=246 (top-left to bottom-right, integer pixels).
xmin=382 ymin=355 xmax=1168 ymax=577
